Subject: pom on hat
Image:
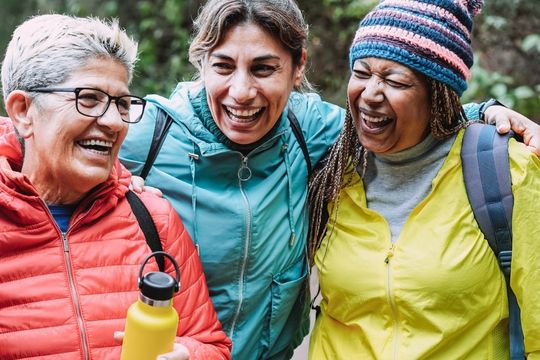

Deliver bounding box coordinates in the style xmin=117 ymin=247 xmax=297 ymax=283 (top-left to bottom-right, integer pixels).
xmin=349 ymin=0 xmax=484 ymax=95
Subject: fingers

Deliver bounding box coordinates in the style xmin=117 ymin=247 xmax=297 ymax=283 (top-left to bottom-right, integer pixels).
xmin=156 ymin=343 xmax=190 ymax=360
xmin=507 ymin=116 xmax=526 ymax=135
xmin=485 ymin=106 xmax=510 ymax=132
xmin=143 ymin=185 xmax=163 ymax=197
xmin=113 ymin=331 xmax=124 ymax=343
xmin=129 ymin=175 xmax=163 ymax=197
xmin=485 ymin=105 xmax=540 ymax=155
xmin=493 ymin=116 xmax=512 ymax=134
xmin=526 ymin=145 xmax=540 ymax=157
xmin=130 ymin=176 xmax=145 ymax=193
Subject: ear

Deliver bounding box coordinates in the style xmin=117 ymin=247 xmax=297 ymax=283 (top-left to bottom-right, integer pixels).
xmin=5 ymin=90 xmax=34 ymax=139
xmin=293 ymin=48 xmax=308 ymax=87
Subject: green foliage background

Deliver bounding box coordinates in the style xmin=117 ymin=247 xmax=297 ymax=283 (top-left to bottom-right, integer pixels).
xmin=0 ymin=0 xmax=539 ymax=121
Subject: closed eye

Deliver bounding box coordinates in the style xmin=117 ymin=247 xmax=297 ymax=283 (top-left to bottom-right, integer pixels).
xmin=212 ymin=62 xmax=234 ymax=74
xmin=385 ymin=79 xmax=412 ymax=89
xmin=353 ymin=69 xmax=371 ymax=79
xmin=252 ymin=64 xmax=277 ymax=77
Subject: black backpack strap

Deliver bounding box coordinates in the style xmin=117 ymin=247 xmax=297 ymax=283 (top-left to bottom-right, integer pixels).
xmin=126 ymin=190 xmax=165 ymax=271
xmin=139 ymin=107 xmax=174 ymax=180
xmin=461 ymin=123 xmax=524 ymax=359
xmin=286 ymin=110 xmax=325 ymax=316
xmin=287 ymin=110 xmax=312 ymax=178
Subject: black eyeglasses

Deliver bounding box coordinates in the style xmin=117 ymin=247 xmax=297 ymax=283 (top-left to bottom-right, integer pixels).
xmin=28 ymin=87 xmax=147 ymax=123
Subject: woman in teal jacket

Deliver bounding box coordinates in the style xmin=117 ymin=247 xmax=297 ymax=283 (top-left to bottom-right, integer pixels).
xmin=120 ymin=2 xmax=341 ymax=358
xmin=120 ymin=0 xmax=539 ymax=358
xmin=121 ymin=87 xmax=340 ymax=359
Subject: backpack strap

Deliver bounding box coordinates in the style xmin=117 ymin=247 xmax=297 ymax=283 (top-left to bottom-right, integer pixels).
xmin=462 ymin=123 xmax=514 ymax=256
xmin=461 ymin=123 xmax=524 ymax=359
xmin=140 ymin=107 xmax=174 ymax=180
xmin=287 ymin=110 xmax=312 ymax=178
xmin=126 ymin=190 xmax=165 ymax=272
xmin=285 ymin=110 xmax=322 ymax=315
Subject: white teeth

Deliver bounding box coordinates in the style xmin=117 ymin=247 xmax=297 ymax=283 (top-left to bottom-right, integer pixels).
xmin=78 ymin=139 xmax=113 ymax=148
xmin=226 ymin=107 xmax=261 ymax=117
xmin=361 ymin=113 xmax=390 ymax=123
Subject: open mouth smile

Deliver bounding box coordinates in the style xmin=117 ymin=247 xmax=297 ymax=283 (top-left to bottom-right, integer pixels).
xmin=77 ymin=139 xmax=113 ymax=155
xmin=224 ymin=106 xmax=265 ymax=123
xmin=361 ymin=112 xmax=393 ymax=130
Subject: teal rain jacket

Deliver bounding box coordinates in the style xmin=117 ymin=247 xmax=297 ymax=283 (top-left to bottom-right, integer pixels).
xmin=119 ymin=82 xmax=343 ymax=359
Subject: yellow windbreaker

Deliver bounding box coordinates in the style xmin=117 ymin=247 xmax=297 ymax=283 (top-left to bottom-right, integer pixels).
xmin=310 ymin=130 xmax=540 ymax=359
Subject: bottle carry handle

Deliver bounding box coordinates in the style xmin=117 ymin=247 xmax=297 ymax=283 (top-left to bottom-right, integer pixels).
xmin=138 ymin=251 xmax=181 ymax=293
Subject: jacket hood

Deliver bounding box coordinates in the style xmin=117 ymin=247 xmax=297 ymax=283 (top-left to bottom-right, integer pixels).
xmin=0 ymin=116 xmax=23 ymax=170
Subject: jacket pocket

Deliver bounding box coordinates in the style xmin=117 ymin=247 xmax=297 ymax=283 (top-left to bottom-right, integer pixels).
xmin=266 ymin=258 xmax=309 ymax=358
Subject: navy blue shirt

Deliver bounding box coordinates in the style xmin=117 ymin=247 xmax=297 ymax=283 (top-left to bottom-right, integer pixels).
xmin=48 ymin=204 xmax=77 ymax=232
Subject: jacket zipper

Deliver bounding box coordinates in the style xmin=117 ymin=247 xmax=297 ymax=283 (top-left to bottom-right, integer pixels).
xmin=384 ymin=244 xmax=400 ymax=360
xmin=43 ymin=200 xmax=92 ymax=360
xmin=61 ymin=232 xmax=90 ymax=360
xmin=229 ymin=155 xmax=252 ymax=341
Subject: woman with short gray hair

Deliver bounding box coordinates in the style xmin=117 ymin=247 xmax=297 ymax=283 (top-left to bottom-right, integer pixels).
xmin=0 ymin=14 xmax=231 ymax=360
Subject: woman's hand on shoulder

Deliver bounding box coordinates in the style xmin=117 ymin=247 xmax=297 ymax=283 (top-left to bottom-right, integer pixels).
xmin=129 ymin=175 xmax=163 ymax=197
xmin=486 ymin=105 xmax=540 ymax=156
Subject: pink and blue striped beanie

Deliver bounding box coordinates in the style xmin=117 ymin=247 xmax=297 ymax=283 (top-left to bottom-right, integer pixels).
xmin=349 ymin=0 xmax=484 ymax=96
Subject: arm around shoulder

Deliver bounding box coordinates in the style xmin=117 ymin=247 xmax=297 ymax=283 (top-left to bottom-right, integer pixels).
xmin=507 ymin=140 xmax=540 ymax=356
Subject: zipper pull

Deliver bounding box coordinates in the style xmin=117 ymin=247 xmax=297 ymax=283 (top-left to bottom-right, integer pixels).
xmin=384 ymin=244 xmax=395 ymax=264
xmin=61 ymin=232 xmax=69 ymax=253
xmin=237 ymin=156 xmax=252 ymax=181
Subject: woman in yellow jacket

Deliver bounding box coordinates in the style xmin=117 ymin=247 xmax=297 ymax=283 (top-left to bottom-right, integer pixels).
xmin=308 ymin=0 xmax=540 ymax=359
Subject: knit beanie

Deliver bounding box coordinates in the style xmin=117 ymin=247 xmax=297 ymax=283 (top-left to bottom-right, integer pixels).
xmin=349 ymin=0 xmax=484 ymax=96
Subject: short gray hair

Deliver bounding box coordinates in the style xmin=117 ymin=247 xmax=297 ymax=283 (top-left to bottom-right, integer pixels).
xmin=1 ymin=14 xmax=138 ymax=101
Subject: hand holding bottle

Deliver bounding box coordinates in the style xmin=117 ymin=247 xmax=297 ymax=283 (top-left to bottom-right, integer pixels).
xmin=114 ymin=332 xmax=190 ymax=360
xmin=120 ymin=251 xmax=182 ymax=360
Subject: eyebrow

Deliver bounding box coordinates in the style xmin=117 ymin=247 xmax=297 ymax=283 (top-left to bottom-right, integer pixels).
xmin=210 ymin=52 xmax=281 ymax=62
xmin=357 ymin=60 xmax=413 ymax=77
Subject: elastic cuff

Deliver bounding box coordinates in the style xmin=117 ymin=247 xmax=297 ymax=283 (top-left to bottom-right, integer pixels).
xmin=478 ymin=98 xmax=506 ymax=122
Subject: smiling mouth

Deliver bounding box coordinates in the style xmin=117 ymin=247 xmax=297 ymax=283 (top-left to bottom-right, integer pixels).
xmin=77 ymin=139 xmax=113 ymax=155
xmin=361 ymin=112 xmax=393 ymax=129
xmin=224 ymin=106 xmax=265 ymax=123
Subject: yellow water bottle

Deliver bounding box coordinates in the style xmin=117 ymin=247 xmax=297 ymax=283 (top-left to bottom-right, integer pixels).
xmin=121 ymin=251 xmax=181 ymax=360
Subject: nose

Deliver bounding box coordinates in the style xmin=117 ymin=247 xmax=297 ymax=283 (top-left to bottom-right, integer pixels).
xmin=229 ymin=71 xmax=256 ymax=104
xmin=97 ymin=102 xmax=126 ymax=132
xmin=361 ymin=76 xmax=384 ymax=104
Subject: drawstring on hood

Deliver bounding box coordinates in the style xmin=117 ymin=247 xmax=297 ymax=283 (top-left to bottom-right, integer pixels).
xmin=188 ymin=146 xmax=200 ymax=251
xmin=281 ymin=141 xmax=297 ymax=247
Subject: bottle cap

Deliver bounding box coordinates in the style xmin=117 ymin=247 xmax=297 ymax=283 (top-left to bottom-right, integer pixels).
xmin=138 ymin=251 xmax=181 ymax=301
xmin=140 ymin=271 xmax=177 ymax=301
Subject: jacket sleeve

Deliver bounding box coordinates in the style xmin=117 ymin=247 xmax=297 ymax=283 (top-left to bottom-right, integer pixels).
xmin=508 ymin=139 xmax=540 ymax=358
xmin=151 ymin=194 xmax=231 ymax=359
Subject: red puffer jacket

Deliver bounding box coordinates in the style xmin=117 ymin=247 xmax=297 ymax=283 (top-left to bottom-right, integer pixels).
xmin=0 ymin=118 xmax=231 ymax=360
